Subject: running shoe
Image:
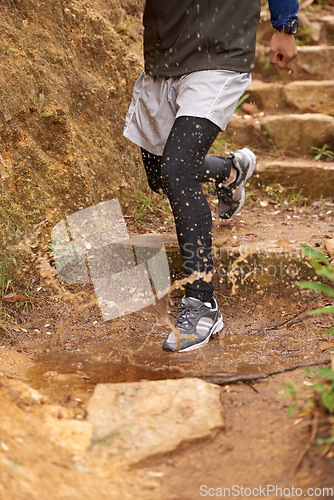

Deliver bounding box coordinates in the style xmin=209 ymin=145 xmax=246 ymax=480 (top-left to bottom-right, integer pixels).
xmin=215 ymin=148 xmax=257 ymax=220
xmin=162 ymin=297 xmax=223 ymax=353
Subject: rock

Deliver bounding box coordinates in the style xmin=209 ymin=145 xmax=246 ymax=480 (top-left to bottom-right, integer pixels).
xmin=241 ymin=102 xmax=259 ymax=115
xmin=309 ymin=21 xmax=322 ymax=44
xmin=260 ymin=114 xmax=334 ymax=154
xmin=224 ymin=113 xmax=334 ymax=154
xmin=0 ymin=375 xmax=93 ymax=454
xmin=281 ymin=81 xmax=334 ymax=116
xmin=298 ymin=13 xmax=319 ymax=43
xmin=257 ymin=158 xmax=334 ymax=198
xmin=42 ymin=415 xmax=92 ymax=453
xmin=0 ymin=375 xmax=49 ymax=406
xmin=225 ymin=114 xmax=264 ymax=147
xmin=320 ymin=16 xmax=334 ymax=44
xmin=325 ymin=239 xmax=334 ymax=258
xmin=247 ymin=80 xmax=282 ymax=111
xmin=87 ymin=378 xmax=224 ymax=464
xmin=288 ymin=46 xmax=334 ymax=81
xmin=248 ymin=80 xmax=334 ymax=116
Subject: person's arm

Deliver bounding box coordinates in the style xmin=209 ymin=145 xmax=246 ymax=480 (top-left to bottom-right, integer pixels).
xmin=268 ymin=0 xmax=299 ymax=31
xmin=268 ymin=0 xmax=299 ymax=69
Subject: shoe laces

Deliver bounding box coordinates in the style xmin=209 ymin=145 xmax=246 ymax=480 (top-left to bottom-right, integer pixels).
xmin=169 ymin=300 xmax=202 ymax=331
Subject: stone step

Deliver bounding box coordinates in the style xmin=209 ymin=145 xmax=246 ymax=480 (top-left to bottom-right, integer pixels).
xmin=256 ymin=158 xmax=334 ymax=197
xmin=225 ymin=113 xmax=334 ymax=155
xmin=319 ymin=15 xmax=334 ymax=44
xmin=254 ymin=45 xmax=334 ymax=82
xmin=246 ymin=80 xmax=334 ymax=115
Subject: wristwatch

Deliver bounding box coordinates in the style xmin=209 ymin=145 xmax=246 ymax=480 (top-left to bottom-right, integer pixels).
xmin=276 ymin=19 xmax=298 ymax=35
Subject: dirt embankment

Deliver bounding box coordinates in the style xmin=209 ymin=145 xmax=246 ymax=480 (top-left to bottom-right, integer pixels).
xmin=0 ymin=0 xmax=145 ymax=264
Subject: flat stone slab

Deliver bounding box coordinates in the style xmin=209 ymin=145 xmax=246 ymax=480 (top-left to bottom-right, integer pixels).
xmin=87 ymin=378 xmax=224 ymax=464
xmin=257 ymin=158 xmax=334 ymax=197
xmin=248 ymin=80 xmax=334 ymax=116
xmin=226 ymin=113 xmax=334 ymax=155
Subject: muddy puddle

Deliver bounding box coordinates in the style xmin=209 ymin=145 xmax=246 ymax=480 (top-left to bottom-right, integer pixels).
xmin=28 ymin=323 xmax=328 ymax=399
xmin=24 ymin=246 xmax=332 ymax=399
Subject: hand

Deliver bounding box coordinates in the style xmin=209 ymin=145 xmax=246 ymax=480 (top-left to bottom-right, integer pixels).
xmin=269 ymin=31 xmax=298 ymax=69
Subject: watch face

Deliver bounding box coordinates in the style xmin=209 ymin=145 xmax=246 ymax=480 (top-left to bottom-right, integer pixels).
xmin=283 ymin=19 xmax=298 ymax=34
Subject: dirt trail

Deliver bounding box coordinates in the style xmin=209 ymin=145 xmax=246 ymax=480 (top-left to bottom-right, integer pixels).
xmin=1 ymin=196 xmax=334 ymax=499
xmin=1 ymin=352 xmax=333 ymax=500
xmin=1 ymin=1 xmax=334 ymax=499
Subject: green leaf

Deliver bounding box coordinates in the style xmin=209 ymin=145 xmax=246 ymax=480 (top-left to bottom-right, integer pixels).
xmin=315 ymin=266 xmax=334 ymax=281
xmin=281 ymin=382 xmax=297 ymax=401
xmin=236 ymin=93 xmax=250 ymax=111
xmin=321 ymin=391 xmax=334 ymax=412
xmin=316 ymin=367 xmax=334 ymax=380
xmin=287 ymin=404 xmax=295 ymax=419
xmin=324 ymin=327 xmax=334 ymax=335
xmin=301 ymin=244 xmax=330 ymax=265
xmin=295 ymin=281 xmax=334 ymax=296
xmin=309 ymin=306 xmax=334 ymax=315
xmin=313 ymin=383 xmax=327 ymax=392
xmin=317 ymin=435 xmax=334 ymax=445
xmin=304 ymin=366 xmax=312 ymax=377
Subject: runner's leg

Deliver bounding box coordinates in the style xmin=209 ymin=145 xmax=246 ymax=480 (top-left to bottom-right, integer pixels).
xmin=160 ymin=116 xmax=221 ymax=301
xmin=141 ymin=148 xmax=233 ymax=194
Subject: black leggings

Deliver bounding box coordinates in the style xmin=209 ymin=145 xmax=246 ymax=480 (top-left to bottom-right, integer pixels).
xmin=141 ymin=116 xmax=232 ymax=302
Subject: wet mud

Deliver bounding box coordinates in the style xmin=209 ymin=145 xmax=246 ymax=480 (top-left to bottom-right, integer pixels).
xmin=22 ymin=247 xmax=332 ymax=401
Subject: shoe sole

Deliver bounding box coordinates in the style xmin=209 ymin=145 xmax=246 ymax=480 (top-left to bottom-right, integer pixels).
xmin=218 ymin=148 xmax=257 ymax=219
xmin=172 ymin=315 xmax=224 ymax=353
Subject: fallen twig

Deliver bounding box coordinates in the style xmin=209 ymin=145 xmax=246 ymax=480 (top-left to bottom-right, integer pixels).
xmin=247 ymin=303 xmax=334 ymax=334
xmin=248 ymin=308 xmax=310 ymax=333
xmin=204 ymin=359 xmax=331 ymax=386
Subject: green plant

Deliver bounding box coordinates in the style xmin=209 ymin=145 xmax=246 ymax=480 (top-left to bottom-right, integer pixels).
xmin=20 ymin=289 xmax=35 ymax=312
xmin=210 ymin=135 xmax=237 ymax=156
xmin=281 ymin=382 xmax=297 ymax=419
xmin=296 ymin=244 xmax=334 ymax=329
xmin=305 ymin=366 xmax=334 ymax=413
xmin=263 ymin=182 xmax=306 ymax=207
xmin=295 ymin=24 xmax=312 ymax=46
xmin=263 ymin=56 xmax=271 ymax=71
xmin=245 ymin=188 xmax=255 ymax=201
xmin=0 ymin=262 xmax=13 ymax=299
xmin=304 ymin=0 xmax=331 ymax=14
xmin=294 ymin=245 xmax=334 ymax=451
xmin=0 ymin=304 xmax=11 ymax=336
xmin=310 ymin=144 xmax=334 ymax=161
xmin=303 ymin=365 xmax=334 ymax=452
xmin=134 ymin=192 xmax=155 ymax=224
xmin=0 ymin=263 xmax=13 ymax=336
xmin=235 ymin=93 xmax=250 ymax=112
xmin=117 ymin=15 xmax=135 ymax=45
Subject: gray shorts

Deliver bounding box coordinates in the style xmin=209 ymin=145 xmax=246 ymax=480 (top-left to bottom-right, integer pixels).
xmin=123 ymin=70 xmax=251 ymax=156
